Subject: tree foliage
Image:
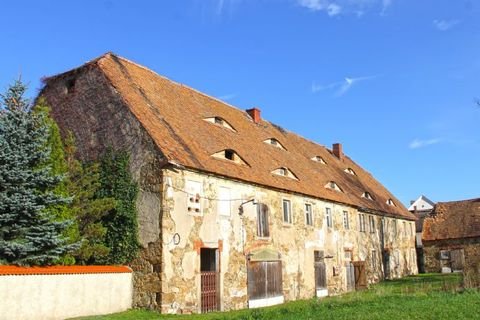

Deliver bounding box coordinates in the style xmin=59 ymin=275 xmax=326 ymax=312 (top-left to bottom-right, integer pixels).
xmin=97 ymin=150 xmax=139 ymax=264
xmin=63 ymin=134 xmax=116 ymax=265
xmin=0 ymin=80 xmax=75 ymax=265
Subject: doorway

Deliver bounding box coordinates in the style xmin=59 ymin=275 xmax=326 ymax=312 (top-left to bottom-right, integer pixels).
xmin=200 ymin=248 xmax=219 ymax=313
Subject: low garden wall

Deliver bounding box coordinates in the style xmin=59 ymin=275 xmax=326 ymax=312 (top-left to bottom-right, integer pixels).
xmin=0 ymin=265 xmax=132 ymax=320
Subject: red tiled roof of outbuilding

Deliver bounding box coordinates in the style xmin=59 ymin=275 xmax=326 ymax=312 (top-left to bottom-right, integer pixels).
xmin=423 ymin=198 xmax=480 ymax=241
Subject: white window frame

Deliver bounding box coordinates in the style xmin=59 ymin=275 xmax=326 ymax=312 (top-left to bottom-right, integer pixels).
xmin=359 ymin=213 xmax=366 ymax=233
xmin=343 ymin=211 xmax=350 ymax=229
xmin=305 ymin=203 xmax=313 ymax=226
xmin=369 ymin=215 xmax=375 ymax=233
xmin=325 ymin=207 xmax=333 ymax=228
xmin=282 ymin=199 xmax=292 ymax=224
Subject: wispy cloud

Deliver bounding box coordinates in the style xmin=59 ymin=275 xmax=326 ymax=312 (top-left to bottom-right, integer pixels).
xmin=409 ymin=138 xmax=441 ymax=149
xmin=297 ymin=0 xmax=392 ymax=16
xmin=312 ymin=75 xmax=379 ymax=96
xmin=433 ymin=19 xmax=460 ymax=31
xmin=217 ymin=93 xmax=237 ymax=101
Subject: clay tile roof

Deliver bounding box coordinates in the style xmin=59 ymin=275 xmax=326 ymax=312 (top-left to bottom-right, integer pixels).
xmin=0 ymin=265 xmax=132 ymax=276
xmin=423 ymin=198 xmax=480 ymax=241
xmin=45 ymin=53 xmax=415 ymax=220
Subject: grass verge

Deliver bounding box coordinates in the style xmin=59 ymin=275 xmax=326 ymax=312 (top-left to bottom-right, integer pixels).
xmin=78 ymin=273 xmax=480 ymax=320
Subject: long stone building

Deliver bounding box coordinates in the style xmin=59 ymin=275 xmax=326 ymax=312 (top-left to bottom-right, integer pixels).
xmin=39 ymin=53 xmax=417 ymax=314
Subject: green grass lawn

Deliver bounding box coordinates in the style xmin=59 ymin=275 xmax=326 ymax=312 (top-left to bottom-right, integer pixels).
xmin=79 ymin=273 xmax=480 ymax=320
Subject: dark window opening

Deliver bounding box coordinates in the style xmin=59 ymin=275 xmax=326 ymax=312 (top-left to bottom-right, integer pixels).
xmin=65 ymin=78 xmax=76 ymax=94
xmin=214 ymin=117 xmax=224 ymax=125
xmin=224 ymin=149 xmax=234 ymax=160
xmin=200 ymin=248 xmax=217 ymax=272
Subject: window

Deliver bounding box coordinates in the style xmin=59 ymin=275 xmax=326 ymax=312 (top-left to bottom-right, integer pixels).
xmin=211 ymin=149 xmax=248 ymax=166
xmin=325 ymin=208 xmax=333 ymax=228
xmin=344 ymin=168 xmax=356 ymax=175
xmin=362 ymin=192 xmax=374 ymax=200
xmin=387 ymin=198 xmax=395 ymax=206
xmin=257 ymin=203 xmax=270 ymax=237
xmin=204 ymin=116 xmax=236 ymax=132
xmin=264 ymin=138 xmax=286 ymax=150
xmin=272 ymin=167 xmax=298 ymax=180
xmin=224 ymin=149 xmax=234 ymax=160
xmin=343 ymin=211 xmax=350 ymax=229
xmin=369 ymin=215 xmax=375 ymax=233
xmin=371 ymin=250 xmax=377 ymax=269
xmin=311 ymin=156 xmax=326 ymax=164
xmin=358 ymin=213 xmax=366 ymax=232
xmin=325 ymin=181 xmax=342 ymax=192
xmin=282 ymin=199 xmax=292 ymax=224
xmin=217 ymin=186 xmax=231 ymax=216
xmin=305 ymin=203 xmax=313 ymax=226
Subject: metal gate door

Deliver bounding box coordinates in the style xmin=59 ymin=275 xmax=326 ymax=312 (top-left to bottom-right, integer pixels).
xmin=201 ymin=271 xmax=219 ymax=313
xmin=200 ymin=248 xmax=219 ymax=313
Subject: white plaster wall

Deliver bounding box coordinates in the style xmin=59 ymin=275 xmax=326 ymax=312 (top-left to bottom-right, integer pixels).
xmin=0 ymin=273 xmax=132 ymax=320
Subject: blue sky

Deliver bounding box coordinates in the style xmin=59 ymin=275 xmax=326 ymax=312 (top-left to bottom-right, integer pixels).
xmin=1 ymin=0 xmax=479 ymax=205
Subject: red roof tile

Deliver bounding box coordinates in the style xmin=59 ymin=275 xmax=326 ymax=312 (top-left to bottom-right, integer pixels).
xmin=423 ymin=198 xmax=480 ymax=241
xmin=44 ymin=53 xmax=415 ymax=221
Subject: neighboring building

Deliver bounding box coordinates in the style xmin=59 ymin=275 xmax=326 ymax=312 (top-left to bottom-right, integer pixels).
xmin=422 ymin=198 xmax=480 ymax=275
xmin=39 ymin=53 xmax=417 ymax=314
xmin=408 ymin=195 xmax=435 ymax=273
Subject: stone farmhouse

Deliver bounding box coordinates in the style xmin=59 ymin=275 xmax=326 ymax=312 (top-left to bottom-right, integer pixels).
xmin=408 ymin=195 xmax=435 ymax=273
xmin=39 ymin=53 xmax=417 ymax=314
xmin=422 ymin=198 xmax=480 ymax=276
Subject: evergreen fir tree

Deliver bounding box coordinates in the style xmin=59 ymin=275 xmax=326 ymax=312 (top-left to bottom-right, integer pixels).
xmin=0 ymin=80 xmax=75 ymax=265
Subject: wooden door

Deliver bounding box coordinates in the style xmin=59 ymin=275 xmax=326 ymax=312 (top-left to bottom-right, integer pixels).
xmin=346 ymin=262 xmax=355 ymax=291
xmin=450 ymin=249 xmax=465 ymax=271
xmin=247 ymin=261 xmax=283 ymax=301
xmin=353 ymin=261 xmax=367 ymax=290
xmin=314 ymin=251 xmax=327 ymax=290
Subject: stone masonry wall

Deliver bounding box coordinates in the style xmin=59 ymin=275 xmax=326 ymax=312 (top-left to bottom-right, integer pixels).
xmin=423 ymin=237 xmax=480 ymax=275
xmin=160 ymin=168 xmax=417 ymax=314
xmin=41 ymin=68 xmax=166 ymax=309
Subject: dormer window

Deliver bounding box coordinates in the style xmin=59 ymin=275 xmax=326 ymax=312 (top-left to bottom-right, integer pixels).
xmin=311 ymin=156 xmax=326 ymax=164
xmin=264 ymin=138 xmax=286 ymax=150
xmin=387 ymin=199 xmax=396 ymax=206
xmin=211 ymin=149 xmax=248 ymax=166
xmin=272 ymin=167 xmax=298 ymax=180
xmin=344 ymin=168 xmax=356 ymax=175
xmin=325 ymin=181 xmax=342 ymax=192
xmin=204 ymin=117 xmax=236 ymax=132
xmin=362 ymin=192 xmax=374 ymax=200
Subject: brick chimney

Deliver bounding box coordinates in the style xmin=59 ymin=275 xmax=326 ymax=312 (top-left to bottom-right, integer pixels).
xmin=246 ymin=108 xmax=261 ymax=124
xmin=332 ymin=143 xmax=343 ymax=160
